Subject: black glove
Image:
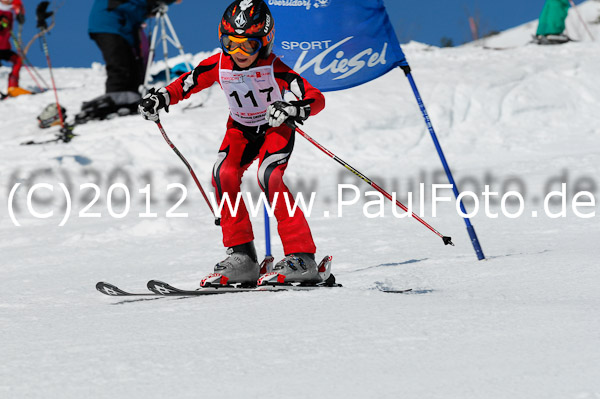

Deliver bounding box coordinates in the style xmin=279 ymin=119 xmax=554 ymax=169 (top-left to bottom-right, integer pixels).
xmin=139 ymin=87 xmax=170 ymax=122
xmin=36 ymin=1 xmax=53 ymax=30
xmin=17 ymin=12 xmax=25 ymax=25
xmin=266 ymin=99 xmax=314 ymax=128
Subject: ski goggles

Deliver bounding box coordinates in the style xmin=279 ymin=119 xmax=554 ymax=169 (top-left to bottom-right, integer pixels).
xmin=221 ymin=35 xmax=263 ymax=57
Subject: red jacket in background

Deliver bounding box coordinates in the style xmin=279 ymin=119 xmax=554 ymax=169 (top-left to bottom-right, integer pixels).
xmin=0 ymin=0 xmax=24 ymax=50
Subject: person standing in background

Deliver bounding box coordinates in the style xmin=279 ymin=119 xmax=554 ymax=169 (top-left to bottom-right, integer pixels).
xmin=0 ymin=0 xmax=29 ymax=97
xmin=535 ymin=0 xmax=571 ymax=44
xmin=80 ymin=0 xmax=181 ymax=121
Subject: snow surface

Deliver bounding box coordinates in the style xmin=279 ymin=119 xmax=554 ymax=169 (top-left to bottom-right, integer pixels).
xmin=470 ymin=0 xmax=600 ymax=49
xmin=2 ymin=2 xmax=600 ymax=398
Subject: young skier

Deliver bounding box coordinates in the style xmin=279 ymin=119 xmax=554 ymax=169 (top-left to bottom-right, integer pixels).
xmin=139 ymin=0 xmax=326 ymax=286
xmin=0 ymin=0 xmax=30 ymax=97
xmin=81 ymin=0 xmax=181 ymax=120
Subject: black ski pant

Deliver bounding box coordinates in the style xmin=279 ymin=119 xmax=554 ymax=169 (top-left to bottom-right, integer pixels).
xmin=90 ymin=33 xmax=143 ymax=94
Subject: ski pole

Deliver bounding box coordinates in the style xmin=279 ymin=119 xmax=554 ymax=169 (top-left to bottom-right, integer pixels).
xmin=39 ymin=34 xmax=65 ymax=127
xmin=400 ymin=65 xmax=485 ymax=260
xmin=151 ymin=119 xmax=219 ymax=225
xmin=291 ymin=124 xmax=453 ymax=246
xmin=568 ymin=0 xmax=595 ymax=41
xmin=36 ymin=2 xmax=65 ymax=129
xmin=11 ymin=30 xmax=50 ymax=87
xmin=10 ymin=33 xmax=49 ymax=91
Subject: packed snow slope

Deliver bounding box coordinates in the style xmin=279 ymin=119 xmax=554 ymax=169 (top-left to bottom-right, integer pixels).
xmin=470 ymin=0 xmax=600 ymax=48
xmin=1 ymin=4 xmax=600 ymax=398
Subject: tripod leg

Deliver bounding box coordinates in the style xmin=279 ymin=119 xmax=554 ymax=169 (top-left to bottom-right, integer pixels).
xmin=163 ymin=13 xmax=193 ymax=72
xmin=143 ymin=19 xmax=161 ymax=95
xmin=160 ymin=15 xmax=170 ymax=84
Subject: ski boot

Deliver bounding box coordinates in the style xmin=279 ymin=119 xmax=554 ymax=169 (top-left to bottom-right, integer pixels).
xmin=533 ymin=34 xmax=571 ymax=45
xmin=258 ymin=253 xmax=322 ymax=286
xmin=201 ymin=242 xmax=260 ymax=288
xmin=37 ymin=103 xmax=67 ymax=128
xmin=76 ymin=92 xmax=140 ymax=124
xmin=7 ymin=87 xmax=32 ymax=97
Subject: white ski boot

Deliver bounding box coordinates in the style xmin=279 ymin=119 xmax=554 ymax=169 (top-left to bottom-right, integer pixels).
xmin=258 ymin=253 xmax=328 ymax=285
xmin=201 ymin=242 xmax=259 ymax=287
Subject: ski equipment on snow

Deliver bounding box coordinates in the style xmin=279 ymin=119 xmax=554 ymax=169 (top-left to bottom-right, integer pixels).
xmin=258 ymin=255 xmax=333 ymax=285
xmin=10 ymin=30 xmax=50 ymax=92
xmin=96 ymin=276 xmax=342 ymax=298
xmin=96 ymin=256 xmax=340 ymax=298
xmin=24 ymin=101 xmax=76 ymax=145
xmin=35 ymin=1 xmax=67 ymax=131
xmin=202 ymin=242 xmax=260 ymax=287
xmin=75 ymin=93 xmax=139 ymax=124
xmin=20 ymin=125 xmax=76 ymax=145
xmin=37 ymin=102 xmax=65 ymax=128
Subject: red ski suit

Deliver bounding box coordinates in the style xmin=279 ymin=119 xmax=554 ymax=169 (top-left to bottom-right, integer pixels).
xmin=165 ymin=52 xmax=325 ymax=255
xmin=0 ymin=0 xmax=24 ymax=88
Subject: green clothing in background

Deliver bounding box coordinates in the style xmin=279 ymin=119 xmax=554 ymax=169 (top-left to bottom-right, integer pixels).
xmin=536 ymin=0 xmax=570 ymax=36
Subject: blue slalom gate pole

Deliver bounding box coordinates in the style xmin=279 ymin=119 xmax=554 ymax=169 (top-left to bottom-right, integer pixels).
xmin=401 ymin=66 xmax=485 ymax=260
xmin=263 ymin=205 xmax=272 ymax=257
xmin=260 ymin=204 xmax=274 ymax=274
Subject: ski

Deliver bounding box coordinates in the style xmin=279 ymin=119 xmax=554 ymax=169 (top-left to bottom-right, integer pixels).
xmin=376 ymin=287 xmax=413 ymax=294
xmin=21 ymin=125 xmax=77 ymax=145
xmin=96 ymin=281 xmax=155 ymax=296
xmin=147 ymin=280 xmax=258 ymax=295
xmin=96 ymin=276 xmax=342 ymax=298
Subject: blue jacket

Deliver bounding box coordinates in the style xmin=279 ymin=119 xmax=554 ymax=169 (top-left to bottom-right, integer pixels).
xmin=89 ymin=0 xmax=148 ymax=46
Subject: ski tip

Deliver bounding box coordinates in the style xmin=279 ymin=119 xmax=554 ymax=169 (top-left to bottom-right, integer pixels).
xmin=376 ymin=286 xmax=413 ymax=294
xmin=147 ymin=279 xmax=168 ymax=289
xmin=442 ymin=236 xmax=454 ymax=246
xmin=96 ymin=281 xmax=129 ymax=296
xmin=147 ymin=279 xmax=189 ymax=295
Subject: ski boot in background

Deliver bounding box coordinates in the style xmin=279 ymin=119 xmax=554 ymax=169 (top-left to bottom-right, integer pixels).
xmin=7 ymin=86 xmax=32 ymax=97
xmin=533 ymin=34 xmax=572 ymax=45
xmin=75 ymin=91 xmax=140 ymax=124
xmin=37 ymin=103 xmax=66 ymax=128
xmin=200 ymin=242 xmax=260 ymax=288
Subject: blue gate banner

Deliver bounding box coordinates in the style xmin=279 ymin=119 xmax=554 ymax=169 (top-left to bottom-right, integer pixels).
xmin=268 ymin=0 xmax=408 ymax=92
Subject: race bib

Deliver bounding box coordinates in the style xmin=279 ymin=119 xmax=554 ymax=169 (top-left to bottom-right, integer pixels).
xmin=220 ymin=61 xmax=283 ymax=127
